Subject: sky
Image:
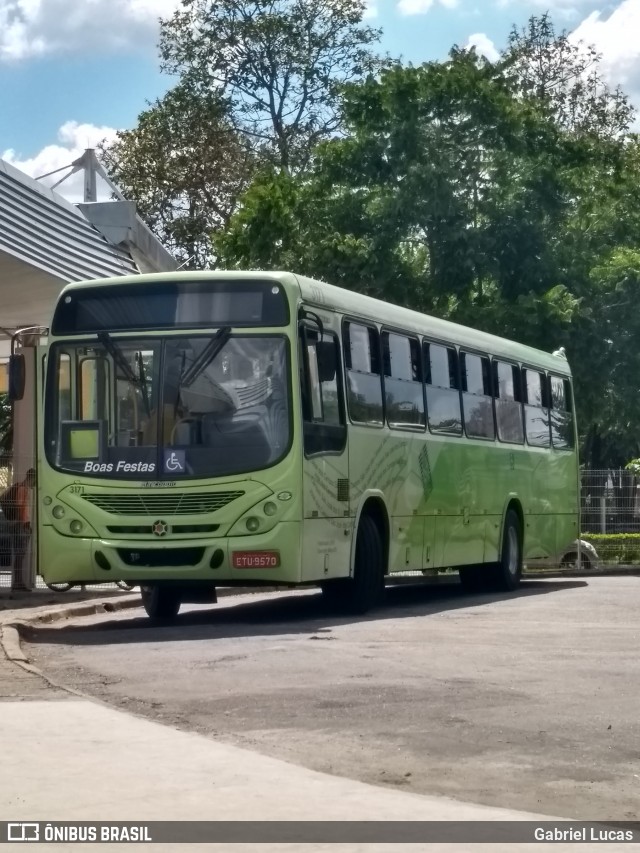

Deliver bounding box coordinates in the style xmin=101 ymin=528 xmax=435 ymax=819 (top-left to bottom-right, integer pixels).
xmin=0 ymin=0 xmax=639 ymax=202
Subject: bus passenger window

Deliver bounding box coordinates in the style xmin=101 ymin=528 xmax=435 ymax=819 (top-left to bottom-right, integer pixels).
xmin=382 ymin=332 xmax=424 ymax=428
xmin=304 ymin=335 xmax=341 ymax=426
xmin=300 ymin=328 xmax=346 ymax=455
xmin=344 ymin=322 xmax=383 ymax=426
xmin=550 ymin=376 xmax=574 ymax=449
xmin=523 ymin=369 xmax=550 ymax=447
xmin=424 ymin=343 xmax=462 ymax=435
xmin=461 ymin=352 xmax=495 ymax=440
xmin=494 ymin=361 xmax=524 ymax=444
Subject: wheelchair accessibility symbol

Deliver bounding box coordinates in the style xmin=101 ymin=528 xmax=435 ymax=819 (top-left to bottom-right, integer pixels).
xmin=163 ymin=450 xmax=186 ymax=473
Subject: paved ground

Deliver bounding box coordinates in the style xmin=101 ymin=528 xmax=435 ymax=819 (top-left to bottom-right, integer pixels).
xmin=3 ymin=616 xmax=608 ymax=853
xmin=22 ymin=575 xmax=640 ymax=823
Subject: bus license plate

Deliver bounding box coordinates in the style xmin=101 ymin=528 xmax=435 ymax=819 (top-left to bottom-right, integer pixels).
xmin=232 ymin=551 xmax=280 ymax=569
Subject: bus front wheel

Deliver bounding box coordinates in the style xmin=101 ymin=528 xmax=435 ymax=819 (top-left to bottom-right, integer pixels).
xmin=321 ymin=514 xmax=385 ymax=614
xmin=140 ymin=585 xmax=182 ymax=622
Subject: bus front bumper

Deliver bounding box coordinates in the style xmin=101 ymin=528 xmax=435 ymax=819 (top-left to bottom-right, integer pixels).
xmin=38 ymin=522 xmax=303 ymax=585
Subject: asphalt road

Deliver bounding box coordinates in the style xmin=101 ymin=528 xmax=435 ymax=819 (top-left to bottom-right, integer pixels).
xmin=24 ymin=575 xmax=640 ymax=822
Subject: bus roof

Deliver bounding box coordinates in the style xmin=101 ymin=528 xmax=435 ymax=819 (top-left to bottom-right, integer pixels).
xmin=58 ymin=270 xmax=571 ymax=376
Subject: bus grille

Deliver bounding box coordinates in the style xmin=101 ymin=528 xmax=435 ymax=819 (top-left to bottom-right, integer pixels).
xmin=81 ymin=491 xmax=244 ymax=515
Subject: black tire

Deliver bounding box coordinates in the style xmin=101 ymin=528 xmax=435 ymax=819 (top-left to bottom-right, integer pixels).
xmin=321 ymin=514 xmax=385 ymax=614
xmin=348 ymin=514 xmax=385 ymax=614
xmin=459 ymin=564 xmax=489 ymax=592
xmin=140 ymin=585 xmax=182 ymax=622
xmin=493 ymin=509 xmax=522 ymax=591
xmin=320 ymin=578 xmax=348 ymax=609
xmin=116 ymin=580 xmax=136 ymax=591
xmin=46 ymin=582 xmax=73 ymax=592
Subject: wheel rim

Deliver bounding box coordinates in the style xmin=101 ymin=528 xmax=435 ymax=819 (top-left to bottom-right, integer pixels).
xmin=507 ymin=525 xmax=519 ymax=576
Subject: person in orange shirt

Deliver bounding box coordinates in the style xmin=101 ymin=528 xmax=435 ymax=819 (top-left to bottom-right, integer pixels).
xmin=1 ymin=468 xmax=36 ymax=590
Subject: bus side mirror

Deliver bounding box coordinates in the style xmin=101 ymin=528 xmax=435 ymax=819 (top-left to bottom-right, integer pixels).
xmin=8 ymin=354 xmax=25 ymax=401
xmin=316 ymin=342 xmax=337 ymax=382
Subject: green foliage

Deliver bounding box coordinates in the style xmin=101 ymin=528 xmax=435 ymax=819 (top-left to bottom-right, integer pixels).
xmin=502 ymin=13 xmax=634 ymax=138
xmin=583 ymin=534 xmax=640 ymax=565
xmin=100 ymin=84 xmax=254 ymax=268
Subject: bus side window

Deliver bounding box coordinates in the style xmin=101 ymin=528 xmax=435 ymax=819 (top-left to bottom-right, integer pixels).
xmin=523 ymin=369 xmax=550 ymax=447
xmin=343 ymin=322 xmax=383 ymax=426
xmin=300 ymin=328 xmax=346 ymax=455
xmin=460 ymin=352 xmax=495 ymax=440
xmin=424 ymin=342 xmax=462 ymax=435
xmin=494 ymin=360 xmax=524 ymax=444
xmin=549 ymin=375 xmax=574 ymax=449
xmin=382 ymin=332 xmax=425 ymax=429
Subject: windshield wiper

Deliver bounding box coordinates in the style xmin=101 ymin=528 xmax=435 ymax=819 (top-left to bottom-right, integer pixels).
xmin=181 ymin=326 xmax=232 ymax=388
xmin=97 ymin=331 xmax=151 ymax=416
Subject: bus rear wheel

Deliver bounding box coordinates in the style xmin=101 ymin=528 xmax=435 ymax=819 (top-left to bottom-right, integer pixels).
xmin=493 ymin=509 xmax=522 ymax=591
xmin=140 ymin=585 xmax=182 ymax=622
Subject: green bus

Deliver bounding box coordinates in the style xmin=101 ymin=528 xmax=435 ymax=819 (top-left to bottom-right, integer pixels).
xmin=33 ymin=271 xmax=579 ymax=619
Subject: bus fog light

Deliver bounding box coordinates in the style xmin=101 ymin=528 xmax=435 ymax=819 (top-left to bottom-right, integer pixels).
xmin=69 ymin=519 xmax=83 ymax=534
xmin=263 ymin=501 xmax=277 ymax=517
xmin=43 ymin=496 xmax=52 ymax=506
xmin=52 ymin=505 xmax=65 ymax=519
xmin=245 ymin=516 xmax=260 ymax=532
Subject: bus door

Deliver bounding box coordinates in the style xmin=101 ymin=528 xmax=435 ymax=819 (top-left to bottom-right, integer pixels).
xmin=298 ymin=324 xmax=350 ymax=582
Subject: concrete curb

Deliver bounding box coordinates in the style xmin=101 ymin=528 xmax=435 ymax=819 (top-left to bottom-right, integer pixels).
xmin=0 ymin=586 xmax=286 ymax=665
xmin=0 ymin=594 xmax=142 ymax=664
xmin=1 ymin=623 xmax=28 ymax=662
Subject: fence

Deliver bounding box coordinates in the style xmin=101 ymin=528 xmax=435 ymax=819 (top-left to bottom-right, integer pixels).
xmin=576 ymin=468 xmax=640 ymax=571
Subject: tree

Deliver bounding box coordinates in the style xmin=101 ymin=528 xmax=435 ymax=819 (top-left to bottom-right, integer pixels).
xmin=501 ymin=14 xmax=635 ymax=139
xmin=100 ymin=84 xmax=254 ymax=268
xmin=574 ymin=248 xmax=640 ymax=467
xmin=159 ymin=0 xmax=384 ymax=170
xmin=218 ymin=49 xmax=587 ymax=341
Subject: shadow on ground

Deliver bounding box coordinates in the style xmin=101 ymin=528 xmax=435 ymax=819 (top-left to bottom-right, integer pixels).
xmin=24 ymin=578 xmax=586 ymax=647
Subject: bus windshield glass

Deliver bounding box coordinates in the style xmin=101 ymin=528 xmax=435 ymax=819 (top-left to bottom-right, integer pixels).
xmin=45 ymin=335 xmax=291 ymax=479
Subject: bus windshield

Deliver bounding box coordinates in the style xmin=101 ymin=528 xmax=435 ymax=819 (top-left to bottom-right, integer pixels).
xmin=45 ymin=335 xmax=291 ymax=480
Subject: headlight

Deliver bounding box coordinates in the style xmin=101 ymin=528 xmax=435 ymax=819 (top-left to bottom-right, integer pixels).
xmin=52 ymin=505 xmax=65 ymax=519
xmin=245 ymin=516 xmax=260 ymax=532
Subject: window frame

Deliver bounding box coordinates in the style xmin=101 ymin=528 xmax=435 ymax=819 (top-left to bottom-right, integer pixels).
xmin=549 ymin=373 xmax=575 ymax=451
xmin=342 ymin=317 xmax=385 ymax=429
xmin=522 ymin=365 xmax=551 ymax=448
xmin=492 ymin=357 xmax=525 ymax=446
xmin=299 ymin=324 xmax=347 ymax=458
xmin=459 ymin=348 xmax=496 ymax=441
xmin=423 ymin=337 xmax=463 ymax=437
xmin=381 ymin=327 xmax=426 ymax=432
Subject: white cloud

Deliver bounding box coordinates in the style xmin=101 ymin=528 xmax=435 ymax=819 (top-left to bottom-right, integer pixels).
xmin=465 ymin=32 xmax=499 ymax=61
xmin=0 ymin=0 xmax=181 ymax=62
xmin=570 ymin=0 xmax=640 ymax=122
xmin=364 ymin=1 xmax=379 ymax=17
xmin=2 ymin=120 xmax=120 ymax=202
xmin=398 ymin=0 xmax=458 ymax=15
